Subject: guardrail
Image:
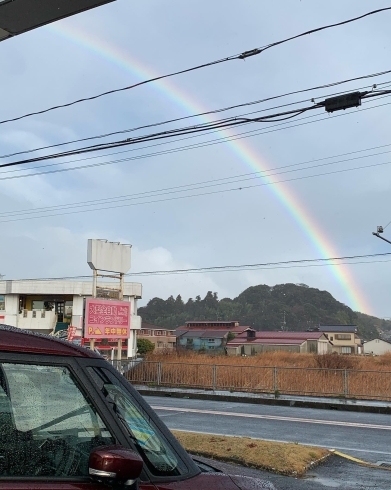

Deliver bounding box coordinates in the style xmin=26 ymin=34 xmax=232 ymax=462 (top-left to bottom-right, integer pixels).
xmin=113 ymin=360 xmax=391 ymax=401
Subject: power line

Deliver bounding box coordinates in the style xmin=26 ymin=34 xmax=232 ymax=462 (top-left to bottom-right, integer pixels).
xmin=4 ymin=252 xmax=391 ymax=281
xmin=1 ymin=96 xmax=390 ymax=181
xmin=2 ymin=89 xmax=391 ymax=172
xmin=2 ymin=143 xmax=391 ymax=217
xmin=4 ymin=83 xmax=390 ymax=176
xmin=2 ymin=140 xmax=391 ymax=218
xmin=2 ymin=155 xmax=391 ymax=223
xmin=2 ymin=144 xmax=391 ymax=218
xmin=0 ymin=104 xmax=325 ymax=169
xmin=1 ymin=6 xmax=390 ymax=127
xmin=3 ymin=71 xmax=391 ymax=160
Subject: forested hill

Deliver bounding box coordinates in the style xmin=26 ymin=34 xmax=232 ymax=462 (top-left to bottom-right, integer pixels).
xmin=138 ymin=284 xmax=391 ymax=341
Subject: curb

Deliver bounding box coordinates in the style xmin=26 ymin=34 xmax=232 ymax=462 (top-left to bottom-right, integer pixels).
xmin=137 ymin=388 xmax=391 ymax=414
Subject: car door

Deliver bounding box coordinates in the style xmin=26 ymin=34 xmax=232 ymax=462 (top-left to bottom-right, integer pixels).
xmin=0 ymin=353 xmax=156 ymax=490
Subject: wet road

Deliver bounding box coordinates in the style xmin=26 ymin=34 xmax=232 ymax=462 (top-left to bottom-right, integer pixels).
xmin=146 ymin=395 xmax=391 ymax=463
xmin=145 ymin=396 xmax=391 ymax=489
xmin=194 ymin=454 xmax=391 ymax=490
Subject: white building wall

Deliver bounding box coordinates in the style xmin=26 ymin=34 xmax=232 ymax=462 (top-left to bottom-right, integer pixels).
xmin=364 ymin=339 xmax=391 ymax=355
xmin=17 ymin=310 xmax=57 ymax=332
xmin=0 ymin=280 xmax=142 ymax=358
xmin=1 ymin=294 xmax=19 ymax=327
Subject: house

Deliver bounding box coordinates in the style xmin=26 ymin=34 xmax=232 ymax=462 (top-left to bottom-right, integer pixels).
xmin=364 ymin=338 xmax=391 ymax=356
xmin=175 ymin=321 xmax=249 ymax=352
xmin=318 ymin=325 xmax=362 ymax=354
xmin=226 ymin=330 xmax=332 ymax=356
xmin=138 ymin=322 xmax=176 ymax=350
xmin=0 ymin=279 xmax=142 ymax=358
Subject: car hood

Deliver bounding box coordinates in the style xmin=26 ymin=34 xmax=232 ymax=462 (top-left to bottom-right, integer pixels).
xmin=152 ymin=472 xmax=277 ymax=490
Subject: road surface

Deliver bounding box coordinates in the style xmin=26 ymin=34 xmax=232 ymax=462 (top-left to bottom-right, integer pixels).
xmin=146 ymin=395 xmax=391 ymax=463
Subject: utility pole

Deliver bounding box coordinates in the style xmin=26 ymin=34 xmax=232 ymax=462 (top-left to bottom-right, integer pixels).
xmin=372 ymin=226 xmax=391 ymax=245
xmin=281 ymin=311 xmax=287 ymax=331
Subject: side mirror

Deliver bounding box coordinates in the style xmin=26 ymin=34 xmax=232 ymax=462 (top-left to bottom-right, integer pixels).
xmin=89 ymin=445 xmax=143 ymax=487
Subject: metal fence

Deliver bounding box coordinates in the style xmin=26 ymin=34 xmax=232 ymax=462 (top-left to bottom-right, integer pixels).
xmin=113 ymin=360 xmax=391 ymax=401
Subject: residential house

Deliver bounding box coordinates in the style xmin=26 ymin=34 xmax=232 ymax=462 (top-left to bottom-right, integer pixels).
xmin=176 ymin=321 xmax=248 ymax=352
xmin=318 ymin=325 xmax=362 ymax=354
xmin=364 ymin=338 xmax=391 ymax=356
xmin=138 ymin=322 xmax=176 ymax=351
xmin=226 ymin=329 xmax=332 ymax=356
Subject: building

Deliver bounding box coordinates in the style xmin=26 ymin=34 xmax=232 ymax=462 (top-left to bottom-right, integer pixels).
xmin=0 ymin=280 xmax=142 ymax=358
xmin=176 ymin=321 xmax=248 ymax=352
xmin=0 ymin=0 xmax=114 ymax=42
xmin=364 ymin=338 xmax=391 ymax=356
xmin=138 ymin=322 xmax=176 ymax=351
xmin=318 ymin=325 xmax=362 ymax=354
xmin=226 ymin=330 xmax=332 ymax=356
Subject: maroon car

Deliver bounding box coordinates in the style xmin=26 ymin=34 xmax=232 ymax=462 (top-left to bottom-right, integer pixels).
xmin=0 ymin=324 xmax=276 ymax=490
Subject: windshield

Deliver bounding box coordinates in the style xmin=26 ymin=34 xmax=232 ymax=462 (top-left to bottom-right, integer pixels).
xmin=0 ymin=362 xmax=114 ymax=478
xmin=87 ymin=366 xmax=190 ymax=477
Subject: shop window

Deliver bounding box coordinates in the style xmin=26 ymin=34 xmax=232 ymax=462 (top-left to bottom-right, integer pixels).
xmin=0 ymin=296 xmax=4 ymax=311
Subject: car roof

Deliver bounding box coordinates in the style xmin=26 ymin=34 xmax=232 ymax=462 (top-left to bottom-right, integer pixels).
xmin=0 ymin=324 xmax=100 ymax=358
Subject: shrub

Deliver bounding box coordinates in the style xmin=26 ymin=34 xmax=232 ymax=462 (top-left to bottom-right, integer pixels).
xmin=137 ymin=338 xmax=155 ymax=355
xmin=314 ymin=353 xmax=355 ymax=370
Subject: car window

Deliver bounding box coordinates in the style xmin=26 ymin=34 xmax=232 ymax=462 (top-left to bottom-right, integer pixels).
xmin=0 ymin=362 xmax=114 ymax=478
xmin=87 ymin=366 xmax=188 ymax=477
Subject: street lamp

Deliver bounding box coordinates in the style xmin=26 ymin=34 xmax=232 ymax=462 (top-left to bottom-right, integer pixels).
xmin=372 ymin=225 xmax=391 ymax=245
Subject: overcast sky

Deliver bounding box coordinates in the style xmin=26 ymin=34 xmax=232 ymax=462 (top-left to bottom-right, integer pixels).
xmin=1 ymin=0 xmax=391 ymax=318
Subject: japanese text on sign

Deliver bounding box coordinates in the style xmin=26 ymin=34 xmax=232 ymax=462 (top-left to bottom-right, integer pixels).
xmin=84 ymin=298 xmax=131 ymax=339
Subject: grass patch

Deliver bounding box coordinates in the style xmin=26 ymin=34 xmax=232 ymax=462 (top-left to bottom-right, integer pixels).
xmin=172 ymin=430 xmax=329 ymax=476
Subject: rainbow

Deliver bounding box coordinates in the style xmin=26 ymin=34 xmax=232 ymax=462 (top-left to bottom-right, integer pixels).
xmin=47 ymin=22 xmax=371 ymax=314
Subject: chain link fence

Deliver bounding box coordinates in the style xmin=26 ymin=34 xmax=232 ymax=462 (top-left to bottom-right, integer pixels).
xmin=113 ymin=360 xmax=391 ymax=401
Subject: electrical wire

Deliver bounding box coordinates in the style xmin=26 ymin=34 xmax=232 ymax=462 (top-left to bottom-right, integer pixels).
xmin=4 ymin=252 xmax=391 ymax=281
xmin=4 ymin=81 xmax=389 ymax=176
xmin=2 ymin=72 xmax=391 ymax=161
xmin=2 ymin=90 xmax=391 ymax=172
xmin=2 ymin=156 xmax=391 ymax=223
xmin=0 ymin=104 xmax=326 ymax=169
xmin=1 ymin=6 xmax=390 ymax=127
xmin=2 ymin=142 xmax=391 ymax=219
xmin=1 ymin=96 xmax=390 ymax=181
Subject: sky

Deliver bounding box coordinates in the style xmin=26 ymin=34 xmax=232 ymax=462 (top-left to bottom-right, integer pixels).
xmin=1 ymin=0 xmax=391 ymax=318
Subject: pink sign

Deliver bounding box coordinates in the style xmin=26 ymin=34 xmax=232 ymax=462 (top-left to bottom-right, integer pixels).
xmin=84 ymin=298 xmax=131 ymax=339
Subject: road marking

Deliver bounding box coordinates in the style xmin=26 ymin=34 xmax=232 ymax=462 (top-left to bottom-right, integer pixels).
xmin=152 ymin=405 xmax=391 ymax=431
xmin=331 ymin=450 xmax=391 ymax=472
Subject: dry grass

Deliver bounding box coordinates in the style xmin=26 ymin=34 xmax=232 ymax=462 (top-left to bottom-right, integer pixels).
xmin=146 ymin=350 xmax=391 ymax=371
xmin=172 ymin=430 xmax=329 ymax=476
xmin=126 ymin=350 xmax=391 ymax=400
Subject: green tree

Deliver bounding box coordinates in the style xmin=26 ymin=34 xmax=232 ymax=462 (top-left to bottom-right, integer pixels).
xmin=137 ymin=338 xmax=155 ymax=355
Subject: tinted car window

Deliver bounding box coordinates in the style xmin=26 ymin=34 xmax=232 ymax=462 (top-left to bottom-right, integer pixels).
xmin=0 ymin=362 xmax=114 ymax=478
xmin=88 ymin=366 xmax=189 ymax=477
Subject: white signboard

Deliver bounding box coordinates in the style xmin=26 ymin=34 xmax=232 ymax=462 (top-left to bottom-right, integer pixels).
xmin=87 ymin=239 xmax=131 ymax=273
